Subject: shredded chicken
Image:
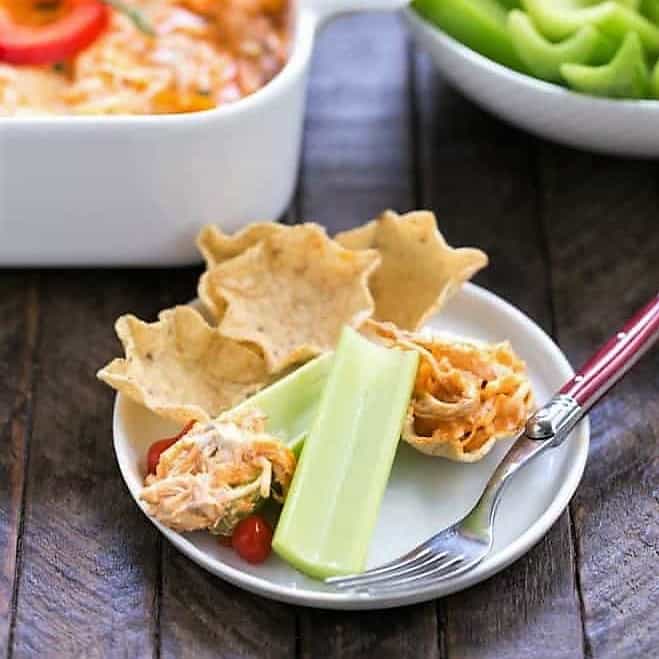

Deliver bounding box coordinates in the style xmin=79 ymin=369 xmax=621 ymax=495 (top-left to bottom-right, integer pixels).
xmin=141 ymin=407 xmax=296 ymax=534
xmin=362 ymin=320 xmax=534 ymax=462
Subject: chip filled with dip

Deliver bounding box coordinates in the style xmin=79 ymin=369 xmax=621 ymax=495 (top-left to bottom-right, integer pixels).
xmin=363 ymin=320 xmax=534 ymax=462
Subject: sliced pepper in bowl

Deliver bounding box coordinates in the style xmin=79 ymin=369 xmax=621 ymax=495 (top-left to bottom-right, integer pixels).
xmin=413 ymin=0 xmax=526 ymax=71
xmin=561 ymin=31 xmax=650 ymax=98
xmin=508 ymin=9 xmax=616 ymax=81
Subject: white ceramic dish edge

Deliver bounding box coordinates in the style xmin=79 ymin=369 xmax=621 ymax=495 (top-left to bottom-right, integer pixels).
xmin=112 ymin=283 xmax=590 ymax=609
xmin=403 ymin=8 xmax=659 ymax=158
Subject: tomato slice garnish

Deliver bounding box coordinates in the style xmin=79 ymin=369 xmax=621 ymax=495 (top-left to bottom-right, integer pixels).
xmin=146 ymin=420 xmax=195 ymax=476
xmin=230 ymin=514 xmax=273 ymax=564
xmin=0 ymin=0 xmax=110 ymax=66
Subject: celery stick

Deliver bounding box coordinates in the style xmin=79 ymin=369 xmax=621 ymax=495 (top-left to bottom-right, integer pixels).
xmin=272 ymin=327 xmax=419 ymax=579
xmin=234 ymin=353 xmax=332 ymax=454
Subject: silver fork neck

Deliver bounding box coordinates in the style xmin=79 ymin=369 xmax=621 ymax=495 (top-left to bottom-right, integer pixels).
xmin=459 ymin=395 xmax=583 ymax=542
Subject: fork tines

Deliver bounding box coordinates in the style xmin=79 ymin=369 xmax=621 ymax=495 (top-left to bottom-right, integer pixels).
xmin=326 ymin=550 xmax=469 ymax=592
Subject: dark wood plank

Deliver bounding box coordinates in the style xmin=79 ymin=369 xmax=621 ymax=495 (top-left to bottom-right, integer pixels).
xmin=0 ymin=274 xmax=39 ymax=654
xmin=298 ymin=605 xmax=439 ymax=659
xmin=297 ymin=14 xmax=415 ymax=231
xmin=413 ymin=54 xmax=550 ymax=321
xmin=5 ymin=262 xmax=296 ymax=658
xmin=295 ymin=15 xmax=439 ymax=658
xmin=132 ymin=268 xmax=297 ymax=659
xmin=9 ymin=270 xmax=179 ymax=658
xmin=160 ymin=544 xmax=296 ymax=658
xmin=414 ymin=52 xmax=585 ymax=659
xmin=538 ymin=148 xmax=659 ymax=659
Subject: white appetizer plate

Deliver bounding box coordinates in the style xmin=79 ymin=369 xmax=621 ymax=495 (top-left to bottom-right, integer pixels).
xmin=113 ymin=283 xmax=589 ymax=609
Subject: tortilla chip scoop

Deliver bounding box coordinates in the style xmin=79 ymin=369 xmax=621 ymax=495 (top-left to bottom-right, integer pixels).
xmin=336 ymin=210 xmax=488 ymax=330
xmin=196 ymin=222 xmax=286 ymax=269
xmin=364 ymin=321 xmax=534 ymax=463
xmin=97 ymin=306 xmax=268 ymax=423
xmin=199 ymin=223 xmax=381 ymax=373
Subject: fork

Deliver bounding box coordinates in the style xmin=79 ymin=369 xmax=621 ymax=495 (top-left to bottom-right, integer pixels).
xmin=326 ymin=293 xmax=659 ymax=593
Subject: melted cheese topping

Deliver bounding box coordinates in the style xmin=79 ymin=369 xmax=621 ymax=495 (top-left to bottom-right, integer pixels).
xmin=0 ymin=0 xmax=289 ymax=115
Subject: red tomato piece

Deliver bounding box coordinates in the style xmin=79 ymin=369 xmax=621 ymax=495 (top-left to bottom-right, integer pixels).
xmin=146 ymin=420 xmax=195 ymax=476
xmin=231 ymin=514 xmax=273 ymax=564
xmin=0 ymin=0 xmax=110 ymax=66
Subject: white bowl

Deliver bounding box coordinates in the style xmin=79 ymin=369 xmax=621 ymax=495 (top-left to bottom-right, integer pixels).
xmin=0 ymin=0 xmax=408 ymax=266
xmin=404 ymin=8 xmax=659 ymax=158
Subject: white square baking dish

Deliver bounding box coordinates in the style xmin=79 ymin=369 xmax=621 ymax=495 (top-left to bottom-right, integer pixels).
xmin=0 ymin=0 xmax=406 ymax=266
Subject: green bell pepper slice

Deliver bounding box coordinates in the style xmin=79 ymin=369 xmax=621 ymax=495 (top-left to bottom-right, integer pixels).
xmin=560 ymin=31 xmax=650 ymax=98
xmin=641 ymin=0 xmax=659 ymax=23
xmin=522 ymin=0 xmax=659 ymax=56
xmin=508 ymin=9 xmax=617 ymax=81
xmin=652 ymin=58 xmax=659 ymax=97
xmin=413 ymin=0 xmax=526 ymax=71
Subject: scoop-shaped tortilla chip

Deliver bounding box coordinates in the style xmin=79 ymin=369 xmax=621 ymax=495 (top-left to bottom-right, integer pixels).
xmin=336 ymin=210 xmax=488 ymax=330
xmin=97 ymin=306 xmax=269 ymax=423
xmin=199 ymin=223 xmax=380 ymax=373
xmin=363 ymin=320 xmax=533 ymax=462
xmin=197 ymin=223 xmax=288 ymax=321
xmin=197 ymin=222 xmax=286 ymax=268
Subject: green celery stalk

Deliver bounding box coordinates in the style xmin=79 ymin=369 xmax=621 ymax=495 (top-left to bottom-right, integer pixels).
xmin=413 ymin=0 xmax=526 ymax=71
xmin=508 ymin=10 xmax=616 ymax=81
xmin=234 ymin=354 xmax=332 ymax=455
xmin=561 ymin=31 xmax=650 ymax=98
xmin=272 ymin=327 xmax=419 ymax=579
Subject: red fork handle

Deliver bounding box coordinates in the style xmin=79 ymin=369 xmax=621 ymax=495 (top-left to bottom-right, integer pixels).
xmin=559 ymin=293 xmax=659 ymax=413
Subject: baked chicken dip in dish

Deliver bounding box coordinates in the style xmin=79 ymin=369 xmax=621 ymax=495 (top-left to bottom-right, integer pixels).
xmin=0 ymin=0 xmax=290 ymax=114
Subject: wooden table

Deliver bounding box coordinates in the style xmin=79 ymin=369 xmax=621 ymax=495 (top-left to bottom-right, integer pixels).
xmin=1 ymin=14 xmax=657 ymax=659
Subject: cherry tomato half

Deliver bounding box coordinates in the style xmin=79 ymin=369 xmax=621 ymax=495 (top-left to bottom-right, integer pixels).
xmin=231 ymin=514 xmax=273 ymax=564
xmin=146 ymin=420 xmax=194 ymax=475
xmin=0 ymin=0 xmax=110 ymax=66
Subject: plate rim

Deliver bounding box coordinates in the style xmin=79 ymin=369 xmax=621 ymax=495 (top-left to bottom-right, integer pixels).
xmin=112 ymin=283 xmax=590 ymax=609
